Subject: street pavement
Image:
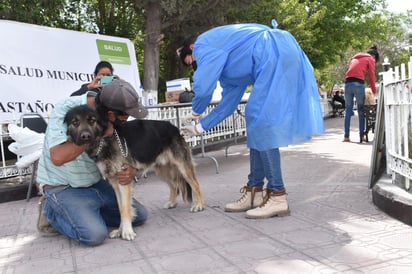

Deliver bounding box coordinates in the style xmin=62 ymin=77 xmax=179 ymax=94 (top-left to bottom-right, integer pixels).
xmin=1 ymin=116 xmax=412 ymax=274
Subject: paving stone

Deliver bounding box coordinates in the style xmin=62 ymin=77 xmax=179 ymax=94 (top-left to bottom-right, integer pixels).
xmin=1 ymin=117 xmax=411 ymax=273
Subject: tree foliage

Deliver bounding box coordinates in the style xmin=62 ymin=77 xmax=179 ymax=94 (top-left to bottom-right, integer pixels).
xmin=0 ymin=0 xmax=66 ymax=25
xmin=321 ymin=10 xmax=412 ymax=91
xmin=134 ymin=0 xmax=258 ymax=98
xmin=224 ymin=0 xmax=386 ymax=69
xmin=1 ymin=0 xmax=410 ymax=99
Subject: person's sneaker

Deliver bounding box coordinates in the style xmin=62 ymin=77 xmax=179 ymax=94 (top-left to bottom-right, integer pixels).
xmin=37 ymin=196 xmax=59 ymax=236
xmin=343 ymin=137 xmax=350 ymax=142
xmin=245 ymin=189 xmax=290 ymax=219
xmin=224 ymin=185 xmax=264 ymax=212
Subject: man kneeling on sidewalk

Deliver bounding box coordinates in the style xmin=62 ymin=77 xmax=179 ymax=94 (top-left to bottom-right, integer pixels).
xmin=36 ymin=80 xmax=148 ymax=245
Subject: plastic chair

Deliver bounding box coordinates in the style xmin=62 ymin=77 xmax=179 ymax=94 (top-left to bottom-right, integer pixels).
xmin=20 ymin=113 xmax=47 ymax=134
xmin=328 ymin=100 xmax=345 ymax=118
xmin=20 ymin=113 xmax=47 ymax=201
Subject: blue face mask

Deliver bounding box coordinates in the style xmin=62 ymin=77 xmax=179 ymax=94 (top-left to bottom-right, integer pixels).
xmin=192 ymin=61 xmax=197 ymax=71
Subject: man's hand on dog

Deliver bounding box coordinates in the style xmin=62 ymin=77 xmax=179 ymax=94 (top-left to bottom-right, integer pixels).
xmin=116 ymin=164 xmax=137 ymax=185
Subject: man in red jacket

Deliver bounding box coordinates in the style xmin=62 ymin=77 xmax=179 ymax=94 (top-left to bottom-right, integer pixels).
xmin=343 ymin=45 xmax=379 ymax=143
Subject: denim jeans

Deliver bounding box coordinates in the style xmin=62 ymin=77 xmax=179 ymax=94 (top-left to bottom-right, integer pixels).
xmin=43 ymin=179 xmax=147 ymax=246
xmin=344 ymin=81 xmax=365 ymax=138
xmin=247 ymin=148 xmax=285 ymax=191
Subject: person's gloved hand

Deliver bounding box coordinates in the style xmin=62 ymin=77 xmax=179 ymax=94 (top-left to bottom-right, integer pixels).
xmin=182 ymin=112 xmax=201 ymax=127
xmin=181 ymin=124 xmax=204 ymax=138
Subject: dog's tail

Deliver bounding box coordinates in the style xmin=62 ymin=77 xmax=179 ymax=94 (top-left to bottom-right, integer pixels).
xmin=175 ymin=175 xmax=193 ymax=203
xmin=184 ymin=181 xmax=193 ymax=203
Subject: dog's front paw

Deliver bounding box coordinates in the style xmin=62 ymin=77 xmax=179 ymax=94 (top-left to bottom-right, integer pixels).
xmin=109 ymin=229 xmax=121 ymax=239
xmin=109 ymin=227 xmax=136 ymax=241
xmin=163 ymin=201 xmax=177 ymax=209
xmin=190 ymin=203 xmax=205 ymax=212
xmin=121 ymin=228 xmax=136 ymax=241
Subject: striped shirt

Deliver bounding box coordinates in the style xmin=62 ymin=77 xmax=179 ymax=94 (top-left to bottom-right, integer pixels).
xmin=37 ymin=92 xmax=102 ymax=189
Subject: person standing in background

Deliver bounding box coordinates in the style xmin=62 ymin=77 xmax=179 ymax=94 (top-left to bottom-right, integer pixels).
xmin=343 ymin=45 xmax=379 ymax=143
xmin=71 ymin=61 xmax=118 ymax=96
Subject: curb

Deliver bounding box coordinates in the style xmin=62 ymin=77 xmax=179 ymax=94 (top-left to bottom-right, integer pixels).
xmin=0 ymin=181 xmax=38 ymax=203
xmin=372 ymin=175 xmax=412 ymax=226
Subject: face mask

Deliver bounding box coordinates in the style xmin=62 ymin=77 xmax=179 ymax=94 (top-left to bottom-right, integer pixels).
xmin=113 ymin=117 xmax=126 ymax=127
xmin=192 ymin=61 xmax=197 ymax=71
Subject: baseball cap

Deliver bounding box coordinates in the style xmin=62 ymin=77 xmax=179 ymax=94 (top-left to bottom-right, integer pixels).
xmin=99 ymin=79 xmax=148 ymax=119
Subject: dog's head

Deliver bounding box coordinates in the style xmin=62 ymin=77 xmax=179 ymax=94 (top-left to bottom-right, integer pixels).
xmin=365 ymin=88 xmax=376 ymax=105
xmin=64 ymin=105 xmax=105 ymax=145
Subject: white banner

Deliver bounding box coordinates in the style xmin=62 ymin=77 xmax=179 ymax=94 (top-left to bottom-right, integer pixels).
xmin=0 ymin=20 xmax=141 ymax=122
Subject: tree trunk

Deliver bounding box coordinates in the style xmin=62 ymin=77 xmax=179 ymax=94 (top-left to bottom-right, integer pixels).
xmin=142 ymin=0 xmax=162 ymax=104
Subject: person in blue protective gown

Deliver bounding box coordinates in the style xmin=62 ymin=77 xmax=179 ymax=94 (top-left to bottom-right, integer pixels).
xmin=178 ymin=20 xmax=324 ymax=219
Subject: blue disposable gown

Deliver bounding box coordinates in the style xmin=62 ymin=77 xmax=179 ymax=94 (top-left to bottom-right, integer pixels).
xmin=192 ymin=20 xmax=325 ymax=151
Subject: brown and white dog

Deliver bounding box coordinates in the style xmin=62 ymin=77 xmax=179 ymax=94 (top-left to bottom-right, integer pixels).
xmin=64 ymin=105 xmax=204 ymax=240
xmin=365 ymin=88 xmax=376 ymax=105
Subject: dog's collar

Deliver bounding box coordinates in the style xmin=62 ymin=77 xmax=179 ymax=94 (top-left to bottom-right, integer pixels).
xmin=95 ymin=139 xmax=105 ymax=157
xmin=114 ymin=129 xmax=128 ymax=158
xmin=94 ymin=129 xmax=128 ymax=158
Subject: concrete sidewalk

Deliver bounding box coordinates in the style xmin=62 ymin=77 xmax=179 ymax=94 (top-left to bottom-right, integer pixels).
xmin=1 ymin=117 xmax=412 ymax=274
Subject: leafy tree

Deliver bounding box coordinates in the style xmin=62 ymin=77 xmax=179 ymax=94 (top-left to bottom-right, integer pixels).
xmin=225 ymin=0 xmax=401 ymax=91
xmin=2 ymin=0 xmax=410 ymax=102
xmin=322 ymin=10 xmax=412 ymax=91
xmin=225 ymin=0 xmax=386 ymax=69
xmin=0 ymin=0 xmax=66 ymax=25
xmin=134 ymin=0 xmax=258 ymax=100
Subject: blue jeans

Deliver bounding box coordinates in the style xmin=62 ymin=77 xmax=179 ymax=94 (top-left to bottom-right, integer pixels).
xmin=248 ymin=148 xmax=285 ymax=191
xmin=43 ymin=179 xmax=147 ymax=246
xmin=344 ymin=82 xmax=365 ymax=138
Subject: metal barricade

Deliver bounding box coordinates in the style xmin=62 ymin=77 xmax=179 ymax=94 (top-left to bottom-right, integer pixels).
xmin=1 ymin=101 xmax=248 ymax=180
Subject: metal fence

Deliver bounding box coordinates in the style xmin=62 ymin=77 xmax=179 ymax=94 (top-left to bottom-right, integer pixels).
xmin=382 ymin=56 xmax=412 ymax=190
xmin=146 ymin=101 xmax=247 ymax=148
xmin=1 ymin=92 xmax=334 ymax=181
xmin=0 ymin=101 xmax=248 ymax=180
xmin=0 ymin=123 xmax=34 ymax=180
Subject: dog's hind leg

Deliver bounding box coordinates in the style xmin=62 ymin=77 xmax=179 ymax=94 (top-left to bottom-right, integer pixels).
xmin=174 ymin=160 xmax=204 ymax=212
xmin=182 ymin=169 xmax=205 ymax=212
xmin=156 ymin=144 xmax=204 ymax=212
xmin=157 ymin=166 xmax=179 ymax=209
xmin=108 ymin=182 xmax=136 ymax=240
xmin=167 ymin=144 xmax=205 ymax=212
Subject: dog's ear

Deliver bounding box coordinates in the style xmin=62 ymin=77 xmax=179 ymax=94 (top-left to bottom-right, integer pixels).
xmin=64 ymin=107 xmax=75 ymax=126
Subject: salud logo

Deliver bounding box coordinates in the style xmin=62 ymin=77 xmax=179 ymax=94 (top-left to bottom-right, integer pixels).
xmin=96 ymin=39 xmax=131 ymax=65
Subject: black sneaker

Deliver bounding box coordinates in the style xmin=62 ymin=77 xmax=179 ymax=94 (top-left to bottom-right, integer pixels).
xmin=37 ymin=196 xmax=59 ymax=236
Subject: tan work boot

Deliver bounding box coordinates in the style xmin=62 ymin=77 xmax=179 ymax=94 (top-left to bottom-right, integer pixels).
xmin=37 ymin=196 xmax=59 ymax=236
xmin=245 ymin=188 xmax=290 ymax=219
xmin=224 ymin=185 xmax=264 ymax=212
